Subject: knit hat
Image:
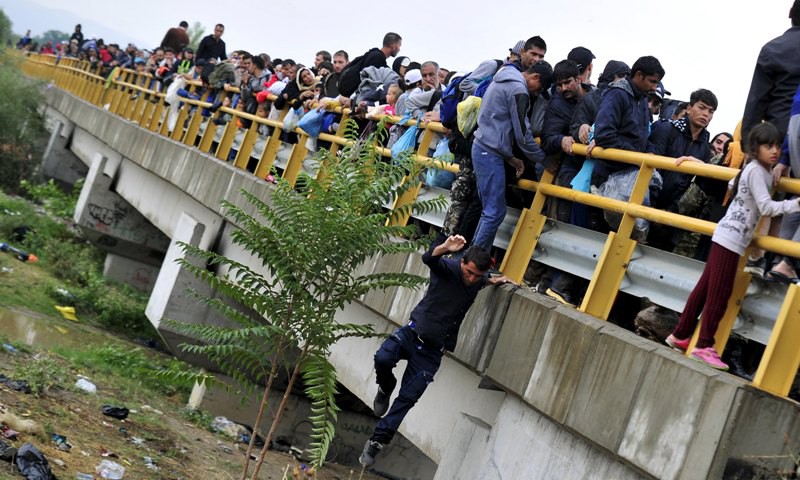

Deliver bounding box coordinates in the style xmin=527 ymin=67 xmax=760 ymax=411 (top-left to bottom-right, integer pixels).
xmin=404 ymin=69 xmax=422 ymax=85
xmin=509 ymin=40 xmax=525 ymax=56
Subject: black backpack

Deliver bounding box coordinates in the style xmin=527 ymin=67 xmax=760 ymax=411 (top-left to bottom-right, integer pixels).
xmin=337 ymin=48 xmax=380 ymax=98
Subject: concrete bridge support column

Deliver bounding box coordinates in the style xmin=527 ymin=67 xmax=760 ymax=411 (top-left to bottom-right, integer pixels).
xmin=144 ymin=212 xmax=239 ymax=366
xmin=73 ymin=153 xmax=169 ymax=293
xmin=42 ymin=118 xmax=88 ymax=187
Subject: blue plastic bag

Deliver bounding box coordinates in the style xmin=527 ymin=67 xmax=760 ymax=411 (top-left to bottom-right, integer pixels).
xmin=298 ymin=108 xmax=325 ymax=137
xmin=425 ymin=137 xmax=456 ymax=189
xmin=390 ymin=114 xmax=418 ymax=161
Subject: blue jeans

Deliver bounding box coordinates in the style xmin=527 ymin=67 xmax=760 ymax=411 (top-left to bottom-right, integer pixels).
xmin=370 ymin=326 xmax=442 ymax=445
xmin=471 ymin=144 xmax=507 ymax=253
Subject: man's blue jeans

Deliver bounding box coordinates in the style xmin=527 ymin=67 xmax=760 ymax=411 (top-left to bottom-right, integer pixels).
xmin=370 ymin=326 xmax=442 ymax=445
xmin=471 ymin=144 xmax=507 ymax=253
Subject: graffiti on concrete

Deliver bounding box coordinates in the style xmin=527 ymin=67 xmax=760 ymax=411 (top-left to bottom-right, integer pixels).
xmin=87 ymin=201 xmax=128 ymax=228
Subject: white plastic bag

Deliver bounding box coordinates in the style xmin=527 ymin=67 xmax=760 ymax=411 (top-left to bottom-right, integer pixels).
xmin=597 ymin=168 xmax=663 ymax=240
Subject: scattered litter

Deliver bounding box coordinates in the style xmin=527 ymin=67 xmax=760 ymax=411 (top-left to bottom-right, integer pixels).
xmin=55 ymin=306 xmax=78 ymax=322
xmin=100 ymin=447 xmax=118 ymax=458
xmin=1 ymin=424 xmax=19 ymax=440
xmin=75 ymin=473 xmax=93 ymax=480
xmin=216 ymin=441 xmax=233 ymax=454
xmin=0 ymin=242 xmax=38 ymax=263
xmin=96 ymin=459 xmax=125 ymax=479
xmin=118 ymin=427 xmax=128 ymax=437
xmin=2 ymin=343 xmax=18 ymax=354
xmin=0 ymin=439 xmax=16 ymax=462
xmin=15 ymin=443 xmax=56 ymax=480
xmin=1 ymin=267 xmax=13 ymax=274
xmin=143 ymin=456 xmax=159 ymax=472
xmin=101 ymin=405 xmax=129 ymax=420
xmin=52 ymin=433 xmax=71 ymax=452
xmin=101 ymin=421 xmax=114 ymax=428
xmin=140 ymin=405 xmax=163 ymax=415
xmin=54 ymin=287 xmax=74 ymax=301
xmin=0 ymin=373 xmax=32 ymax=394
xmin=54 ymin=326 xmax=69 ymax=335
xmin=80 ymin=451 xmax=91 ymax=458
xmin=0 ymin=411 xmax=45 ymax=439
xmin=75 ymin=377 xmax=97 ymax=394
xmin=210 ymin=416 xmax=247 ymax=438
xmin=51 ymin=458 xmax=66 ymax=468
xmin=129 ymin=437 xmax=145 ymax=447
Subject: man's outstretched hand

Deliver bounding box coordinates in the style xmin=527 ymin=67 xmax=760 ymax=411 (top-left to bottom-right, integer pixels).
xmin=432 ymin=235 xmax=467 ymax=257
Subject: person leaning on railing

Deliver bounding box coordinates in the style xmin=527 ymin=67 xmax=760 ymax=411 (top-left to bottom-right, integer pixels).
xmin=666 ymin=123 xmax=800 ymax=371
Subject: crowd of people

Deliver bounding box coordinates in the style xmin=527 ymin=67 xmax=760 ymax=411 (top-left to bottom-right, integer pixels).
xmin=17 ymin=1 xmax=800 ymax=467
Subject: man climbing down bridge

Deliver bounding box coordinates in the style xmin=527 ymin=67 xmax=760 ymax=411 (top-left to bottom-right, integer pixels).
xmin=359 ymin=235 xmax=515 ymax=467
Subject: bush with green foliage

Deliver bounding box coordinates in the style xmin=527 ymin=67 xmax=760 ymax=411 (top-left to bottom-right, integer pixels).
xmin=168 ymin=119 xmax=445 ymax=476
xmin=13 ymin=354 xmax=69 ymax=396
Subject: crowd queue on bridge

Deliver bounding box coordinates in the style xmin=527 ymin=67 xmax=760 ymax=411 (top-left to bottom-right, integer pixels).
xmin=15 ymin=0 xmax=800 ymax=468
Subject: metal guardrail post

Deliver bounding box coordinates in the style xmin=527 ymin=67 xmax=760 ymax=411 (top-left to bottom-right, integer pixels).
xmin=214 ymin=115 xmax=239 ymax=160
xmin=581 ymin=166 xmax=655 ymax=319
xmin=234 ymin=120 xmax=261 ymax=169
xmin=183 ymin=105 xmax=204 ymax=147
xmin=283 ymin=129 xmax=310 ymax=187
xmin=500 ymin=170 xmax=555 ymax=282
xmin=685 ymin=254 xmax=752 ymax=356
xmin=387 ymin=124 xmax=435 ymax=227
xmin=752 ymin=284 xmax=800 ymax=396
xmin=314 ymin=111 xmax=351 ymax=185
xmin=171 ymin=103 xmax=191 ymax=141
xmin=254 ymin=107 xmax=289 ymax=178
xmin=149 ymin=97 xmax=166 ymax=133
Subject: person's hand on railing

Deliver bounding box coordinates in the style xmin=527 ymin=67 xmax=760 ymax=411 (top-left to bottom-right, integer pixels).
xmin=772 ymin=163 xmax=789 ymax=187
xmin=337 ymin=96 xmax=352 ymax=109
xmin=561 ymin=136 xmax=574 ymax=154
xmin=675 ymin=156 xmax=702 ymax=166
xmin=223 ymin=83 xmax=235 ymax=92
xmin=578 ymin=124 xmax=591 ymax=144
xmin=422 ymin=111 xmax=440 ymax=124
xmin=585 ymin=139 xmax=596 ymax=157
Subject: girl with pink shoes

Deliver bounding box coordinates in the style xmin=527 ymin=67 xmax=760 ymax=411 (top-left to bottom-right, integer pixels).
xmin=666 ymin=123 xmax=800 ymax=370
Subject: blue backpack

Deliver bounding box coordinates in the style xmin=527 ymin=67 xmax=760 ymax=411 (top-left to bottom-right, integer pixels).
xmin=439 ymin=73 xmax=470 ymax=129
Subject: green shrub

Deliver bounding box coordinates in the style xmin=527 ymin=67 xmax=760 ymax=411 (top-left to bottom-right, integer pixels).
xmin=13 ymin=354 xmax=69 ymax=395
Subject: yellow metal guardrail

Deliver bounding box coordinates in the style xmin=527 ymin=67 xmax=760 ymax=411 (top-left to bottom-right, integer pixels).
xmin=18 ymin=52 xmax=800 ymax=398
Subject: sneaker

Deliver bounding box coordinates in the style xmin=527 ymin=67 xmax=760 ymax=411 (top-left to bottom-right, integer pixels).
xmin=373 ymin=387 xmax=390 ymax=417
xmin=691 ymin=347 xmax=729 ymax=371
xmin=744 ymin=257 xmax=768 ymax=278
xmin=545 ymin=287 xmax=577 ymax=308
xmin=665 ymin=334 xmax=690 ymax=352
xmin=359 ymin=440 xmax=383 ymax=467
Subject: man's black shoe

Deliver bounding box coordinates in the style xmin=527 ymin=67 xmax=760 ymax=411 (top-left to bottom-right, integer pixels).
xmin=359 ymin=440 xmax=383 ymax=467
xmin=373 ymin=387 xmax=390 ymax=417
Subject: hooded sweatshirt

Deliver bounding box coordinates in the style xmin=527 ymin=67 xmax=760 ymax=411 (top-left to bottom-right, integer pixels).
xmin=473 ymin=66 xmax=544 ymax=165
xmin=593 ymin=78 xmax=651 ymax=179
xmin=273 ymin=67 xmax=314 ymax=110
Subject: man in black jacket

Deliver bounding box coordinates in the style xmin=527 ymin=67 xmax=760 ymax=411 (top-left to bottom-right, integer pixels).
xmin=359 ymin=235 xmax=514 ymax=467
xmin=647 ymin=89 xmax=717 ymax=251
xmin=742 ymin=0 xmax=800 ymax=143
xmin=195 ymin=24 xmax=227 ymax=62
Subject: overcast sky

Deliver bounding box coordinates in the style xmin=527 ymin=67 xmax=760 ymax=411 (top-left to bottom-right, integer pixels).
xmin=2 ymin=0 xmax=795 ymax=134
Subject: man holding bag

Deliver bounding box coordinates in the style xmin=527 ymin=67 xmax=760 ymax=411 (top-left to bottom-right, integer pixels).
xmin=471 ymin=61 xmax=552 ymax=253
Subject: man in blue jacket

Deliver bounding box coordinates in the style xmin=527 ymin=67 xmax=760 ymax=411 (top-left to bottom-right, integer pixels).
xmin=590 ymin=56 xmax=665 ymax=184
xmin=359 ymin=235 xmax=514 ymax=467
xmin=471 ymin=61 xmax=552 ymax=253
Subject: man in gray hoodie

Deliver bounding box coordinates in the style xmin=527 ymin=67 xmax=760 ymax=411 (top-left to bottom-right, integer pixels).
xmin=471 ymin=61 xmax=552 ymax=253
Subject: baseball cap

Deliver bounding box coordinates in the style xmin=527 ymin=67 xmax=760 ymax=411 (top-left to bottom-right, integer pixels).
xmin=567 ymin=47 xmax=595 ymax=73
xmin=652 ymin=82 xmax=671 ymax=99
xmin=404 ymin=69 xmax=422 ymax=85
